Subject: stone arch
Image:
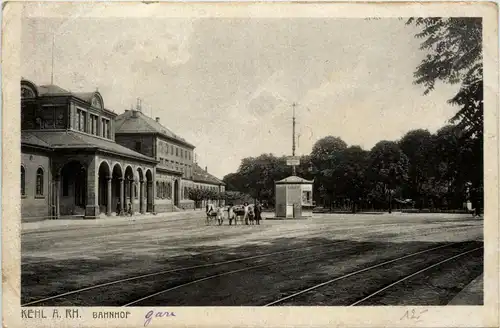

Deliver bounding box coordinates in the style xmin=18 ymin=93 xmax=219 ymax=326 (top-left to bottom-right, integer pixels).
xmin=173 ymin=179 xmax=180 ymax=207
xmin=110 ymin=163 xmax=124 ymax=214
xmin=136 ymin=167 xmax=145 ymax=213
xmin=60 ymin=161 xmax=87 ymax=216
xmin=123 ymin=165 xmax=135 ymax=213
xmin=98 ymin=161 xmax=112 ymax=214
xmin=145 ymin=169 xmax=154 ymax=212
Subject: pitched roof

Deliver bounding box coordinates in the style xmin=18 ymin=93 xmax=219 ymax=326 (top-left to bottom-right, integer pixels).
xmin=114 ymin=110 xmax=195 ymax=148
xmin=275 ymin=175 xmax=314 ymax=184
xmin=71 ymin=92 xmax=96 ymax=103
xmin=21 ymin=133 xmax=52 ymax=149
xmin=21 ymin=131 xmax=157 ymax=163
xmin=193 ymin=163 xmax=224 ymax=185
xmin=37 ymin=84 xmax=72 ymax=96
xmin=23 ymin=80 xmax=113 ymax=114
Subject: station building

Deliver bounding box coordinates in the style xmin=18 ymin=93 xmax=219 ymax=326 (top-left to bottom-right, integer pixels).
xmin=114 ymin=109 xmax=225 ymax=211
xmin=20 ymin=79 xmax=224 ymax=221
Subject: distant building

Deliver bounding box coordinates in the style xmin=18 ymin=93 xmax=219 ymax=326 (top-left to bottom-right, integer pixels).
xmin=21 ymin=79 xmax=157 ymax=221
xmin=192 ymin=163 xmax=226 ymax=207
xmin=114 ymin=110 xmax=225 ymax=211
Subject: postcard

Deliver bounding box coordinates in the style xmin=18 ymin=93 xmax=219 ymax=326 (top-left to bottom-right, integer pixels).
xmin=2 ymin=1 xmax=498 ymax=328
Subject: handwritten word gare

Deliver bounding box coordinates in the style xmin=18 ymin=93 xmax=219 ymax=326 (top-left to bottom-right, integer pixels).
xmin=144 ymin=310 xmax=176 ymax=327
xmin=93 ymin=311 xmax=131 ymax=319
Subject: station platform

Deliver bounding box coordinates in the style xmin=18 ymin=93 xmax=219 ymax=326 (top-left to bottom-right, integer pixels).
xmin=447 ymin=274 xmax=483 ymax=305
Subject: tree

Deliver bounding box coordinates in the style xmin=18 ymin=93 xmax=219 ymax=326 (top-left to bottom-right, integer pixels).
xmin=367 ymin=141 xmax=409 ymax=213
xmin=407 ymin=17 xmax=482 ymax=139
xmin=310 ymin=136 xmax=348 ymax=208
xmin=335 ymin=146 xmax=370 ymax=213
xmin=408 ymin=17 xmax=483 ymax=209
xmin=223 ymin=154 xmax=288 ymax=206
xmin=399 ymin=129 xmax=433 ymax=208
xmin=186 ymin=187 xmax=205 ymax=209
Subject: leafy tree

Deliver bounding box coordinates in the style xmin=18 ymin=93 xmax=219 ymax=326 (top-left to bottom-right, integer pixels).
xmin=223 ymin=154 xmax=288 ymax=206
xmin=335 ymin=146 xmax=370 ymax=213
xmin=187 ymin=187 xmax=205 ymax=209
xmin=407 ymin=17 xmax=482 ymax=138
xmin=408 ymin=17 xmax=483 ymax=210
xmin=399 ymin=129 xmax=433 ymax=208
xmin=367 ymin=141 xmax=409 ymax=213
xmin=310 ymin=136 xmax=348 ymax=208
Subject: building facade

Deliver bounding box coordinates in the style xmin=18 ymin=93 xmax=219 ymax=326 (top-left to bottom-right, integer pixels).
xmin=115 ymin=110 xmax=225 ymax=212
xmin=21 ymin=79 xmax=158 ymax=221
xmin=21 ymin=79 xmax=226 ymax=221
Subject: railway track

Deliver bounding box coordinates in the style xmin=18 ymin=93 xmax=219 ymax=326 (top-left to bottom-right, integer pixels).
xmin=122 ymin=241 xmax=481 ymax=306
xmin=22 ymin=238 xmax=363 ymax=306
xmin=265 ymin=245 xmax=483 ymax=306
xmin=22 ymin=239 xmax=482 ymax=307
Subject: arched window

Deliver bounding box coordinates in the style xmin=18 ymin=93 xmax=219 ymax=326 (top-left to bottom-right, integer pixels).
xmin=21 ymin=166 xmax=26 ymax=196
xmin=36 ymin=167 xmax=44 ymax=196
xmin=162 ymin=182 xmax=166 ymax=198
xmin=167 ymin=182 xmax=172 ymax=199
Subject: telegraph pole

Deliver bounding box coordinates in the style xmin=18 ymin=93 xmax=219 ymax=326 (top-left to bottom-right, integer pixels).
xmin=292 ymin=102 xmax=297 ymax=176
xmin=51 ymin=34 xmax=55 ymax=84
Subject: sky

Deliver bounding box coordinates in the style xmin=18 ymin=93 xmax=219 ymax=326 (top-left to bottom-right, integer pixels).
xmin=21 ymin=15 xmax=461 ymax=179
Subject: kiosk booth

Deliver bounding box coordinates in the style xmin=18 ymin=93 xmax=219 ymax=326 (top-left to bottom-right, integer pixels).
xmin=275 ymin=176 xmax=314 ymax=219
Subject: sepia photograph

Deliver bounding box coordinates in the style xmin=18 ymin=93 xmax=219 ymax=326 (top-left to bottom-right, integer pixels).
xmin=2 ymin=2 xmax=499 ymax=328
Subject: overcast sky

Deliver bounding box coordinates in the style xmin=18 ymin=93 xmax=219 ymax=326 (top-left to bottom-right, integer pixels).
xmin=22 ymin=16 xmax=460 ymax=179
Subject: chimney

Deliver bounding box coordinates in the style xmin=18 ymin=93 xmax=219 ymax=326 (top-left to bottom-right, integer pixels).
xmin=205 ymin=166 xmax=208 ymax=172
xmin=155 ymin=117 xmax=160 ymax=123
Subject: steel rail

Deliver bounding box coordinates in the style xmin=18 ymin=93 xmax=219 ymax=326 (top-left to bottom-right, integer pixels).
xmin=348 ymin=246 xmax=483 ymax=306
xmin=22 ymin=238 xmax=351 ymax=306
xmin=263 ymin=242 xmax=464 ymax=306
xmin=124 ymin=243 xmax=458 ymax=307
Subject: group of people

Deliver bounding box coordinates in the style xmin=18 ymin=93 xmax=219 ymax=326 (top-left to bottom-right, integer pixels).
xmin=206 ymin=202 xmax=263 ymax=226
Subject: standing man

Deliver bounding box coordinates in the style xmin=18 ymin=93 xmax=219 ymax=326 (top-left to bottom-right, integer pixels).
xmin=243 ymin=202 xmax=249 ymax=225
xmin=255 ymin=201 xmax=262 ymax=225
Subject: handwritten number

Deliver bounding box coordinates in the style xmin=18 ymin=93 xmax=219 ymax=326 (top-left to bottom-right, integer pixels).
xmin=401 ymin=309 xmax=428 ymax=321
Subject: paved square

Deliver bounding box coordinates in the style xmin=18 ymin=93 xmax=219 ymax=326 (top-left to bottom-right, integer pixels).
xmin=21 ymin=212 xmax=483 ymax=306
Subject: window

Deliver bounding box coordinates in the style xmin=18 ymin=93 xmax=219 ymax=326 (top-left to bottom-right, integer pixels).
xmin=21 ymin=166 xmax=25 ymax=196
xmin=166 ymin=144 xmax=169 ymax=155
xmin=36 ymin=168 xmax=44 ymax=196
xmin=77 ymin=109 xmax=87 ymax=132
xmin=101 ymin=118 xmax=110 ymax=139
xmin=90 ymin=114 xmax=98 ymax=135
xmin=176 ymin=147 xmax=179 ymax=156
xmin=134 ymin=184 xmax=138 ymax=199
xmin=135 ymin=141 xmax=142 ymax=152
xmin=156 ymin=182 xmax=160 ymax=198
xmin=171 ymin=145 xmax=174 ymax=154
xmin=180 ymin=149 xmax=183 ymax=158
xmin=188 ymin=152 xmax=191 ymax=160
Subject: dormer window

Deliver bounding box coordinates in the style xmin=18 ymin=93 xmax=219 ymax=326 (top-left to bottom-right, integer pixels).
xmin=21 ymin=86 xmax=36 ymax=99
xmin=91 ymin=95 xmax=103 ymax=110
